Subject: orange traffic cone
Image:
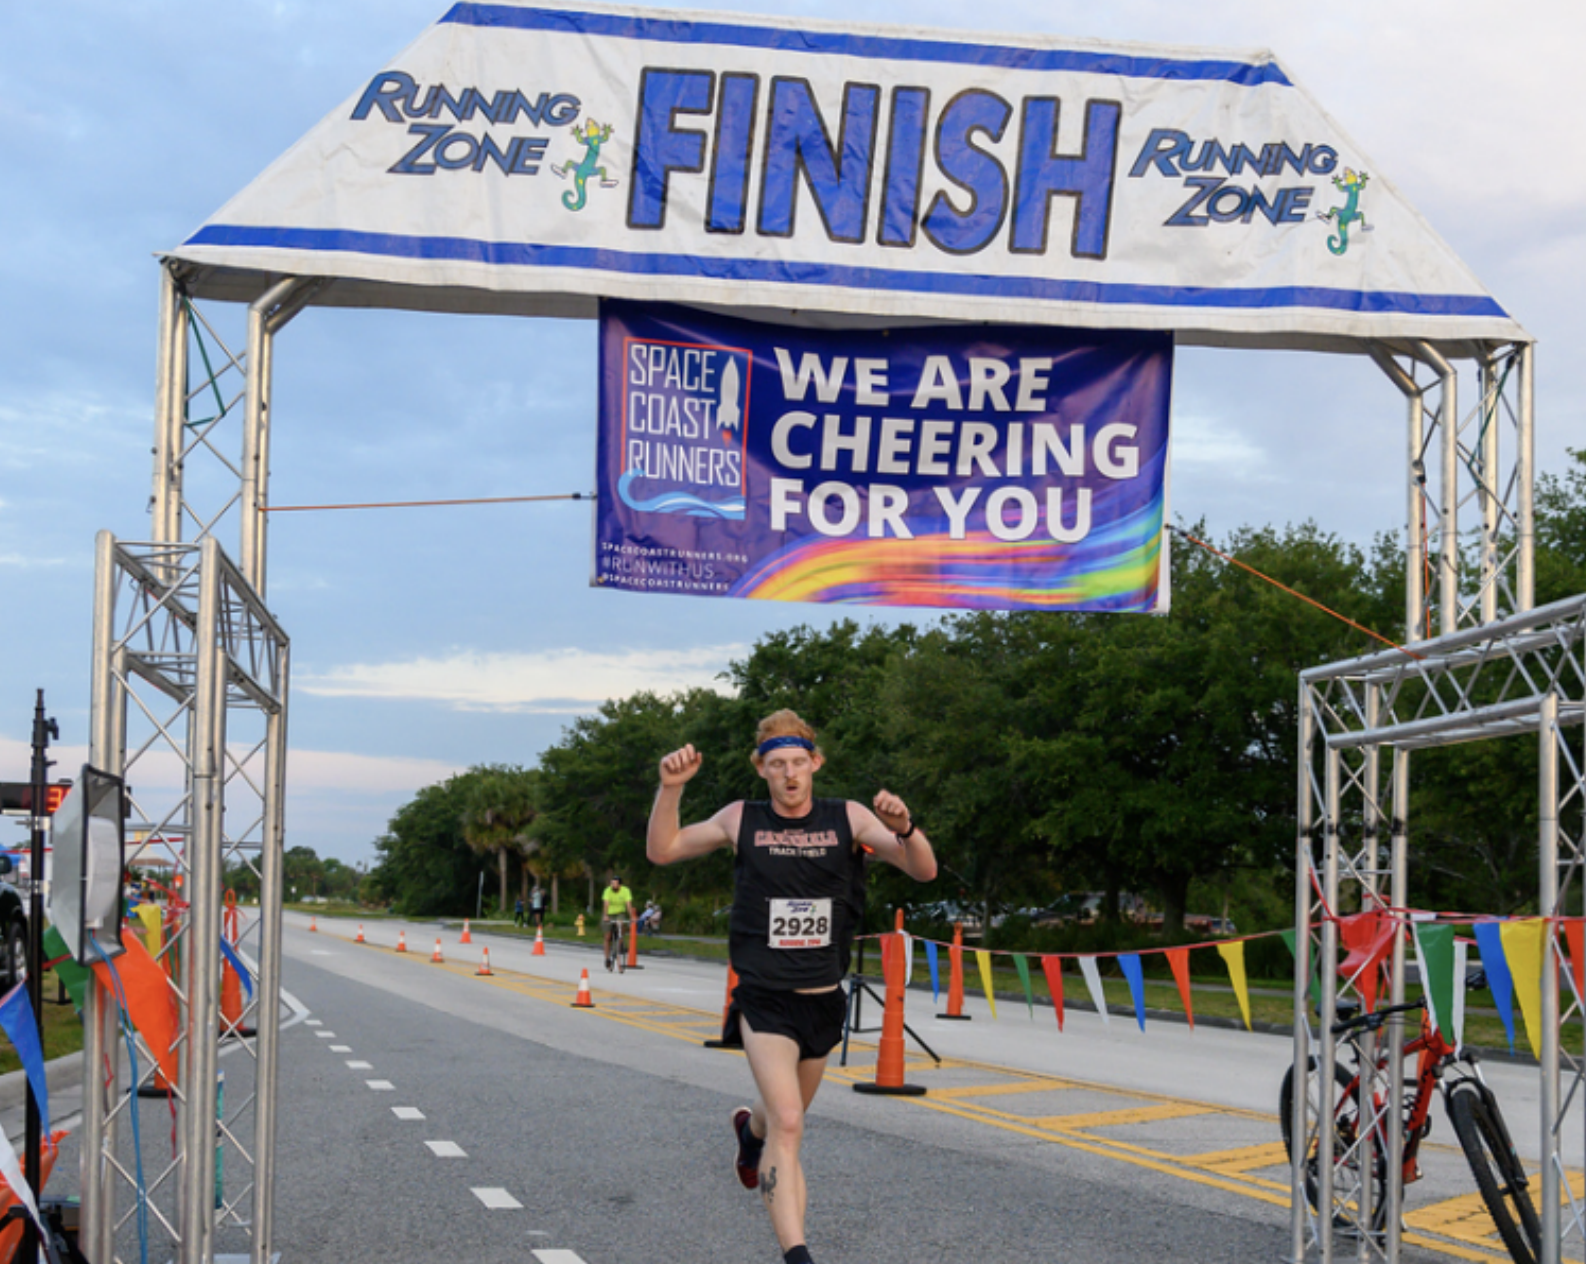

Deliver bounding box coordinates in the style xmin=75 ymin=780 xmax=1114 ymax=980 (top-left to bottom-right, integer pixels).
xmin=532 ymin=927 xmax=546 ymax=957
xmin=571 ymin=967 xmax=596 ymax=1009
xmin=310 ymin=916 xmax=317 ymax=933
xmin=854 ymin=922 xmax=925 ymax=1097
xmin=396 ymin=930 xmax=407 ymax=953
xmin=461 ymin=920 xmax=473 ymax=945
xmin=220 ymin=959 xmax=253 ymax=1039
xmin=355 ymin=924 xmax=365 ymax=944
xmin=703 ymin=963 xmax=742 ymax=1049
xmin=476 ymin=947 xmax=494 ymax=977
xmin=431 ymin=938 xmax=445 ymax=963
xmin=938 ymin=923 xmax=971 ymax=1020
xmin=626 ymin=921 xmax=642 ymax=971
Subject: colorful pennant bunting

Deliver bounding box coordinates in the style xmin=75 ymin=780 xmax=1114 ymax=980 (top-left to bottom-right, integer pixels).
xmin=1040 ymin=956 xmax=1065 ymax=1031
xmin=0 ymin=984 xmax=49 ymax=1137
xmin=1118 ymin=953 xmax=1147 ymax=1031
xmin=924 ymin=939 xmax=941 ymax=1005
xmin=1412 ymin=922 xmax=1455 ymax=1042
xmin=975 ymin=949 xmax=998 ymax=1020
xmin=1012 ymin=954 xmax=1036 ymax=1019
xmin=1165 ymin=947 xmax=1194 ymax=1031
xmin=1500 ymin=918 xmax=1547 ymax=1060
xmin=1078 ymin=956 xmax=1109 ymax=1026
xmin=1473 ymin=921 xmax=1517 ymax=1052
xmin=1216 ymin=940 xmax=1252 ymax=1031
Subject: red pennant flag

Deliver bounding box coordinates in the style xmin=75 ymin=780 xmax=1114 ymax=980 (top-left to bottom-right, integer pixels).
xmin=1165 ymin=947 xmax=1194 ymax=1030
xmin=1339 ymin=910 xmax=1396 ymax=1012
xmin=90 ymin=928 xmax=178 ymax=1088
xmin=1565 ymin=920 xmax=1585 ymax=1008
xmin=1040 ymin=955 xmax=1065 ymax=1032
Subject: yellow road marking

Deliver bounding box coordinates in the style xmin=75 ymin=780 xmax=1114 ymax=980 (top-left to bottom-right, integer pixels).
xmin=1184 ymin=1142 xmax=1291 ymax=1173
xmin=1036 ymin=1103 xmax=1214 ymax=1130
xmin=930 ymin=1080 xmax=1076 ymax=1099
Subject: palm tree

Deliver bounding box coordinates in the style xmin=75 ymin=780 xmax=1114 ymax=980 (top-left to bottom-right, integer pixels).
xmin=460 ymin=765 xmax=539 ymax=917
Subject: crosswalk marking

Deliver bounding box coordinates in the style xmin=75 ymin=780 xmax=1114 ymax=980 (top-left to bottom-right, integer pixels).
xmin=425 ymin=1140 xmax=467 ymax=1157
xmin=473 ymin=1187 xmax=523 ymax=1210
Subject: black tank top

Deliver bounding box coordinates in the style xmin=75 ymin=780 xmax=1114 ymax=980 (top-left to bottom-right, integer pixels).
xmin=730 ymin=799 xmax=866 ymax=990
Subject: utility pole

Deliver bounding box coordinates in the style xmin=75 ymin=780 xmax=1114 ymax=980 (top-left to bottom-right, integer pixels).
xmin=25 ymin=691 xmax=57 ymax=1264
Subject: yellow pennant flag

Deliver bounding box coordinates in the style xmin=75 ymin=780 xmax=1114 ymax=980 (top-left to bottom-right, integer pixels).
xmin=134 ymin=903 xmax=163 ymax=958
xmin=974 ymin=949 xmax=998 ymax=1020
xmin=1500 ymin=918 xmax=1548 ymax=1059
xmin=1216 ymin=941 xmax=1253 ymax=1031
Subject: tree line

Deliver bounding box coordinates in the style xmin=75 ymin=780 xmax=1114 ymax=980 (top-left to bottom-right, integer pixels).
xmin=365 ymin=452 xmax=1586 ymax=935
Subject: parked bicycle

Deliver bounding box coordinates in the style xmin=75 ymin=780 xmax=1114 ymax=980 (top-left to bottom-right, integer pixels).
xmin=1281 ymin=990 xmax=1541 ymax=1264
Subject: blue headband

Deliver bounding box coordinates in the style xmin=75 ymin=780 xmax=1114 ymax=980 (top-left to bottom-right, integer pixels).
xmin=757 ymin=735 xmax=815 ymax=756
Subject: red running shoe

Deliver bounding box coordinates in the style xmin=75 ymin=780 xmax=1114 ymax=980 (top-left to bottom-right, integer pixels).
xmin=731 ymin=1106 xmax=763 ymax=1190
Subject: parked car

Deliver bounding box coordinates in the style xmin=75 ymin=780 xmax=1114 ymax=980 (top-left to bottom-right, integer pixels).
xmin=0 ymin=855 xmax=27 ymax=989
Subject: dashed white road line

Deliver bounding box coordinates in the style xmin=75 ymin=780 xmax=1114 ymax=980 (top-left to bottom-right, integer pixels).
xmin=346 ymin=1060 xmax=373 ymax=1069
xmin=329 ymin=1045 xmax=351 ymax=1052
xmin=314 ymin=1031 xmax=336 ymax=1039
xmin=304 ymin=1019 xmax=322 ymax=1027
xmin=366 ymin=1080 xmax=395 ymax=1091
xmin=425 ymin=1140 xmax=467 ymax=1158
xmin=531 ymin=1251 xmax=587 ymax=1263
xmin=472 ymin=1187 xmax=523 ymax=1210
xmin=392 ymin=1107 xmax=425 ymax=1121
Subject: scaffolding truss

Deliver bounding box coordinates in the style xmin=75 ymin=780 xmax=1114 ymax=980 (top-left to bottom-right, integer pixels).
xmin=82 ymin=523 xmax=289 ymax=1264
xmin=1290 ymin=594 xmax=1586 ymax=1264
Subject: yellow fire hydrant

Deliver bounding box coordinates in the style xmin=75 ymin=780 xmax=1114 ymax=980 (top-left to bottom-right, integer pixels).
xmin=575 ymin=913 xmax=586 ymax=938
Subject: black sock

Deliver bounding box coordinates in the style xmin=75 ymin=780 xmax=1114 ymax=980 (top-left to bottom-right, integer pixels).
xmin=784 ymin=1247 xmax=814 ymax=1264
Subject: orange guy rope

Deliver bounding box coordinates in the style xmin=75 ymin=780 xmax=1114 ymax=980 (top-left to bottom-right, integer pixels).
xmin=260 ymin=491 xmax=591 ymax=513
xmin=1174 ymin=528 xmax=1423 ymax=661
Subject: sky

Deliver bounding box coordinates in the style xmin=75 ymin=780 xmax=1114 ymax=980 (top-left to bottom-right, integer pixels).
xmin=2 ymin=0 xmax=1582 ymax=866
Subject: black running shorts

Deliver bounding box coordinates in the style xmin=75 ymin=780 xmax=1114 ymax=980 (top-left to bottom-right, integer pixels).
xmin=727 ymin=982 xmax=847 ymax=1062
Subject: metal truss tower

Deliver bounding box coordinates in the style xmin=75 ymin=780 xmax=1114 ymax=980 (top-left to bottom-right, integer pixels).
xmin=1289 ymin=340 xmax=1585 ymax=1264
xmin=77 ymin=262 xmax=305 ymax=1264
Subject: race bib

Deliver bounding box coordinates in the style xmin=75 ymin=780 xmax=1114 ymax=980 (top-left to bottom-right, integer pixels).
xmin=768 ymin=898 xmax=833 ymax=950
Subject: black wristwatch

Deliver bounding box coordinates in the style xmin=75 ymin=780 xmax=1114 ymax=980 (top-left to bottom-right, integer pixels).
xmin=896 ymin=820 xmax=917 ymax=840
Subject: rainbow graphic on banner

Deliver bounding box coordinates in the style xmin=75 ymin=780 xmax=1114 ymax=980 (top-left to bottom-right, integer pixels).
xmin=730 ymin=502 xmax=1164 ymax=610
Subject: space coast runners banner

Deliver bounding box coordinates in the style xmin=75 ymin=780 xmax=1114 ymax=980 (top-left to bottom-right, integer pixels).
xmin=170 ymin=3 xmax=1524 ymax=348
xmin=594 ymin=302 xmax=1171 ymax=611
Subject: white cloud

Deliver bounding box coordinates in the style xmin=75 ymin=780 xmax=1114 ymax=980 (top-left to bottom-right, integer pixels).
xmin=296 ymin=645 xmax=745 ymax=712
xmin=1171 ymin=410 xmax=1270 ymax=475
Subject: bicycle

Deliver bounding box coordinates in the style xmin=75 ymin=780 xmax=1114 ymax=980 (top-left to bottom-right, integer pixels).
xmin=1280 ymin=992 xmax=1541 ymax=1264
xmin=603 ymin=917 xmax=628 ymax=974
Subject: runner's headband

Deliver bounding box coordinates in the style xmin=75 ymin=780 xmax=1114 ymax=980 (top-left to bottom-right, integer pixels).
xmin=757 ymin=735 xmax=815 ymax=756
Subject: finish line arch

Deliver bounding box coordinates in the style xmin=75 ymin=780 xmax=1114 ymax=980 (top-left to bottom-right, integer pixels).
xmin=75 ymin=7 xmax=1573 ymax=1264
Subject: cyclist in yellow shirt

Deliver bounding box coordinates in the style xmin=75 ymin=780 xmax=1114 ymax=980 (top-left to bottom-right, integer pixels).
xmin=601 ymin=876 xmax=635 ymax=971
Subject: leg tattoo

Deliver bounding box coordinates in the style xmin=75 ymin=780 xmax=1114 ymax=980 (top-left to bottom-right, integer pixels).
xmin=762 ymin=1165 xmax=778 ymax=1204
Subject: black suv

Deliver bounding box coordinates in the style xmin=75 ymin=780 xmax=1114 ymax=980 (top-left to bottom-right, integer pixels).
xmin=0 ymin=855 xmax=27 ymax=989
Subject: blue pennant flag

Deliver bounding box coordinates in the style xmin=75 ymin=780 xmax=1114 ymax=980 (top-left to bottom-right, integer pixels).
xmin=1473 ymin=921 xmax=1517 ymax=1053
xmin=1118 ymin=953 xmax=1148 ymax=1032
xmin=0 ymin=983 xmax=49 ymax=1136
xmin=924 ymin=941 xmax=941 ymax=1005
xmin=219 ymin=935 xmax=254 ymax=1000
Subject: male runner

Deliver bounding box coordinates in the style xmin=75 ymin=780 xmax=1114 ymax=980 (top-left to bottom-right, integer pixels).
xmin=601 ymin=875 xmax=635 ymax=970
xmin=647 ymin=710 xmax=936 ymax=1264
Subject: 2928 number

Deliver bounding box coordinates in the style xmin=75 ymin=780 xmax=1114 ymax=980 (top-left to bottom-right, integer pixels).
xmin=770 ymin=914 xmax=829 ymax=937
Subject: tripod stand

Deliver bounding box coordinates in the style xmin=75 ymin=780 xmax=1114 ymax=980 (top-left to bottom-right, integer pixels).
xmin=839 ymin=929 xmax=940 ymax=1069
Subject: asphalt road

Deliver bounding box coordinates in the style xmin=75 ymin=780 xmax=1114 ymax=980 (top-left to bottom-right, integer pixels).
xmin=40 ymin=914 xmax=1577 ymax=1263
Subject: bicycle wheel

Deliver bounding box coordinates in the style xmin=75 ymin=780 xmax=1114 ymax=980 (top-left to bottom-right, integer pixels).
xmin=1280 ymin=1060 xmax=1388 ymax=1234
xmin=1447 ymin=1081 xmax=1541 ymax=1264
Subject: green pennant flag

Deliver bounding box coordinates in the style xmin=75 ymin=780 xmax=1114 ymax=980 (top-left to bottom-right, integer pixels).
xmin=43 ymin=924 xmax=90 ymax=1012
xmin=1013 ymin=954 xmax=1035 ymax=1019
xmin=1412 ymin=922 xmax=1456 ymax=1042
xmin=1280 ymin=929 xmax=1321 ymax=1010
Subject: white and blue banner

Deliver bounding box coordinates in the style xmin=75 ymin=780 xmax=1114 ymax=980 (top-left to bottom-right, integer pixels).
xmin=172 ymin=2 xmax=1524 ymax=349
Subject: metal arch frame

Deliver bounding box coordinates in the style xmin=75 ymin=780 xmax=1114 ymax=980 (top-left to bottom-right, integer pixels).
xmin=95 ymin=257 xmax=1553 ymax=1263
xmin=1289 ymin=596 xmax=1586 ymax=1264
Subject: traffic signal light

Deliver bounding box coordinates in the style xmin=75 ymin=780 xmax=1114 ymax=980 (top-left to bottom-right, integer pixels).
xmin=0 ymin=782 xmax=70 ymax=816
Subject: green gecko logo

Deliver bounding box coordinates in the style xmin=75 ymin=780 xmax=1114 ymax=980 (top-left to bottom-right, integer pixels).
xmin=551 ymin=119 xmax=619 ymax=211
xmin=1317 ymin=167 xmax=1369 ymax=255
